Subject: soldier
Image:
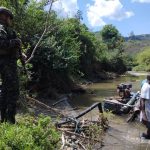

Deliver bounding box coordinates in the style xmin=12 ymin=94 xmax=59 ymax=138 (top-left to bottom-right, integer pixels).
xmin=0 ymin=7 xmax=22 ymax=124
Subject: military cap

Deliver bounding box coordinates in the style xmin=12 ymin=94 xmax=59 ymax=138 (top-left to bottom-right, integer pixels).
xmin=0 ymin=7 xmax=13 ymax=19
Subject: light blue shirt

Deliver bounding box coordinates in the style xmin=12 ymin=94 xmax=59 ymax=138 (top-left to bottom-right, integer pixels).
xmin=141 ymin=79 xmax=147 ymax=88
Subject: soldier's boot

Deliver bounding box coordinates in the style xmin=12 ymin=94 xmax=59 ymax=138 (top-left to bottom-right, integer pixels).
xmin=7 ymin=113 xmax=15 ymax=124
xmin=1 ymin=108 xmax=7 ymax=123
xmin=7 ymin=106 xmax=16 ymax=124
xmin=7 ymin=114 xmax=15 ymax=124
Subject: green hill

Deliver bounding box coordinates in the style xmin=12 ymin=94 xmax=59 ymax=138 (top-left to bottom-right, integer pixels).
xmin=124 ymin=39 xmax=150 ymax=55
xmin=125 ymin=34 xmax=150 ymax=41
xmin=124 ymin=34 xmax=150 ymax=55
xmin=94 ymin=32 xmax=150 ymax=55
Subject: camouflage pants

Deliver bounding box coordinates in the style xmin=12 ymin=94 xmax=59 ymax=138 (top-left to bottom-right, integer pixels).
xmin=0 ymin=55 xmax=19 ymax=123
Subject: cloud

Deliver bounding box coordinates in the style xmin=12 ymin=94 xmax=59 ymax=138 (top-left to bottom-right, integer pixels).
xmin=132 ymin=0 xmax=150 ymax=3
xmin=52 ymin=0 xmax=78 ymax=17
xmin=86 ymin=0 xmax=134 ymax=27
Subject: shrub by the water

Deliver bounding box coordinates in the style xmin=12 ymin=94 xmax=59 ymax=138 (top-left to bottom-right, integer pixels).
xmin=0 ymin=115 xmax=60 ymax=150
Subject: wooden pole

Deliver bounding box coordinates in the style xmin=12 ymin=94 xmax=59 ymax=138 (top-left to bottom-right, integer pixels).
xmin=52 ymin=97 xmax=67 ymax=106
xmin=27 ymin=96 xmax=65 ymax=117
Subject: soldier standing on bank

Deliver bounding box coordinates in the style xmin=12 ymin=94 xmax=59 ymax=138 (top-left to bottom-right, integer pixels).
xmin=0 ymin=7 xmax=22 ymax=124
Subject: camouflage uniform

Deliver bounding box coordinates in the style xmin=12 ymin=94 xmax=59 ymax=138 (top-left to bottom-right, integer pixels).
xmin=0 ymin=9 xmax=20 ymax=124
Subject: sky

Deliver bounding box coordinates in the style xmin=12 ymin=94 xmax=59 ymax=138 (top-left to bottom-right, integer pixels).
xmin=52 ymin=0 xmax=150 ymax=36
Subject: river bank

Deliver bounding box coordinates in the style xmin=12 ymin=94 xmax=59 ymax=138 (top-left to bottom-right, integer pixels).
xmin=18 ymin=72 xmax=150 ymax=149
xmin=127 ymin=71 xmax=150 ymax=76
xmin=71 ymin=73 xmax=150 ymax=150
xmin=19 ymin=94 xmax=107 ymax=150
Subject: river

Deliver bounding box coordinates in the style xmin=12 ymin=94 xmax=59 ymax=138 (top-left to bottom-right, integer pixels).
xmin=72 ymin=75 xmax=142 ymax=108
xmin=72 ymin=73 xmax=150 ymax=150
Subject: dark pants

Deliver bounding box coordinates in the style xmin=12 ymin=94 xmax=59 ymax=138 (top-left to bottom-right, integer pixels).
xmin=0 ymin=56 xmax=19 ymax=123
xmin=142 ymin=119 xmax=150 ymax=136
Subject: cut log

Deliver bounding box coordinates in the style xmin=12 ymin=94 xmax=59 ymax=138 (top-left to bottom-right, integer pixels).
xmin=60 ymin=133 xmax=65 ymax=150
xmin=78 ymin=142 xmax=86 ymax=150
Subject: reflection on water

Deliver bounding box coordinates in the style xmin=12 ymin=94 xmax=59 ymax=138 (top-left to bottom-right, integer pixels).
xmin=72 ymin=75 xmax=145 ymax=108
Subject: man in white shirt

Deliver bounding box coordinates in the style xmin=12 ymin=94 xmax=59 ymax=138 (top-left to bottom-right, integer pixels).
xmin=141 ymin=75 xmax=150 ymax=139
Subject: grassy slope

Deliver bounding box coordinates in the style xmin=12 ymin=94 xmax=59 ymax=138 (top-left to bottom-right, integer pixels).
xmin=124 ymin=34 xmax=150 ymax=55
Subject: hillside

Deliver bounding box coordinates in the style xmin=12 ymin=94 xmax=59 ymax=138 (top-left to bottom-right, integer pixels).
xmin=94 ymin=32 xmax=150 ymax=55
xmin=125 ymin=34 xmax=150 ymax=41
xmin=124 ymin=34 xmax=150 ymax=55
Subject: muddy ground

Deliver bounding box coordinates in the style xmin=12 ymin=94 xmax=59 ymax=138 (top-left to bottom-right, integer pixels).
xmin=103 ymin=115 xmax=150 ymax=150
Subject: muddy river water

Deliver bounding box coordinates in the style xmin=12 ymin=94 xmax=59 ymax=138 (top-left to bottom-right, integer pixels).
xmin=72 ymin=74 xmax=150 ymax=150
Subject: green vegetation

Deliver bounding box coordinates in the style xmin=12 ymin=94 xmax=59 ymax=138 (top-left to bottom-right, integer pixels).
xmin=97 ymin=24 xmax=129 ymax=73
xmin=124 ymin=40 xmax=150 ymax=55
xmin=1 ymin=1 xmax=149 ymax=148
xmin=0 ymin=1 xmax=149 ymax=86
xmin=133 ymin=47 xmax=150 ymax=71
xmin=0 ymin=1 xmax=129 ymax=87
xmin=0 ymin=115 xmax=60 ymax=149
xmin=124 ymin=34 xmax=150 ymax=71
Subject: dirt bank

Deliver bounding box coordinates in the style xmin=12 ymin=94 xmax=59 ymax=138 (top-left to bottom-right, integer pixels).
xmin=127 ymin=71 xmax=150 ymax=76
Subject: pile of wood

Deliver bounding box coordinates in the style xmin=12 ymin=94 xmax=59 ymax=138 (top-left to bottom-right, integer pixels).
xmin=57 ymin=116 xmax=108 ymax=150
xmin=26 ymin=97 xmax=109 ymax=149
xmin=56 ymin=103 xmax=109 ymax=150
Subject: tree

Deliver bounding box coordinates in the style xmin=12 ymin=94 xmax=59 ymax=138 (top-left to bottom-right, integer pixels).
xmin=0 ymin=0 xmax=130 ymax=95
xmin=101 ymin=24 xmax=124 ymax=51
xmin=129 ymin=31 xmax=136 ymax=40
xmin=99 ymin=24 xmax=127 ymax=73
xmin=75 ymin=10 xmax=83 ymax=21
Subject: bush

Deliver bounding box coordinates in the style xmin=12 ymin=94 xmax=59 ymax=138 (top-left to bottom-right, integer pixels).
xmin=0 ymin=115 xmax=60 ymax=150
xmin=133 ymin=65 xmax=146 ymax=71
xmin=133 ymin=47 xmax=150 ymax=71
xmin=99 ymin=49 xmax=127 ymax=74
